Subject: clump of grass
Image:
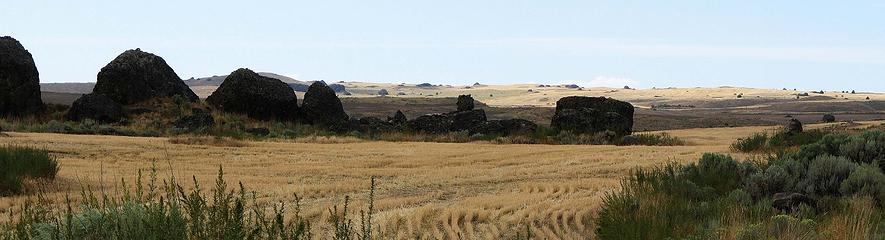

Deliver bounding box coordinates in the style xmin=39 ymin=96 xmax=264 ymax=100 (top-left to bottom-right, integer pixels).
xmin=0 ymin=146 xmax=59 ymax=196
xmin=732 ymin=129 xmax=829 ymax=153
xmin=168 ymin=136 xmax=248 ymax=147
xmin=0 ymin=165 xmax=385 ymax=239
xmin=616 ymin=133 xmax=686 ymax=146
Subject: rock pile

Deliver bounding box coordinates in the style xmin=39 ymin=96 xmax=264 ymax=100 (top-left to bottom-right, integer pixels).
xmin=0 ymin=36 xmax=44 ymax=116
xmin=207 ymin=68 xmax=299 ymax=120
xmin=551 ymin=96 xmax=634 ymax=135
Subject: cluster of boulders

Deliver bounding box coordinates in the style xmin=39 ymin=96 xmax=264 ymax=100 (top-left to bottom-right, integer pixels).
xmin=207 ymin=68 xmax=299 ymax=121
xmin=206 ymin=68 xmax=351 ymax=128
xmin=0 ymin=36 xmax=44 ymax=116
xmin=66 ymin=48 xmax=199 ymax=123
xmin=2 ymin=36 xmax=639 ymax=139
xmin=402 ymin=95 xmax=538 ymax=135
xmin=551 ymin=96 xmax=634 ymax=136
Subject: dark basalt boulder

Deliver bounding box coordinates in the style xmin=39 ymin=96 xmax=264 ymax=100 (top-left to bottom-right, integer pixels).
xmin=822 ymin=114 xmax=836 ymax=123
xmin=409 ymin=114 xmax=453 ymax=134
xmin=787 ymin=119 xmax=803 ymax=134
xmin=93 ymin=48 xmax=198 ymax=105
xmin=551 ymin=96 xmax=634 ymax=135
xmin=457 ymin=95 xmax=474 ymax=111
xmin=389 ymin=110 xmax=408 ymax=125
xmin=302 ymin=81 xmax=349 ymax=127
xmin=450 ymin=109 xmax=487 ymax=132
xmin=0 ymin=36 xmax=44 ymax=116
xmin=207 ymin=68 xmax=299 ymax=120
xmin=772 ymin=192 xmax=814 ymax=212
xmin=173 ymin=108 xmax=214 ymax=132
xmin=66 ymin=94 xmax=125 ymax=123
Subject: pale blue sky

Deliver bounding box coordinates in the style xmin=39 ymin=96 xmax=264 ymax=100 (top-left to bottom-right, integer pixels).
xmin=4 ymin=1 xmax=885 ymax=91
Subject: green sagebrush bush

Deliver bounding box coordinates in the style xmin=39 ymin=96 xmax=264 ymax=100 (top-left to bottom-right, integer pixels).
xmin=840 ymin=164 xmax=885 ymax=206
xmin=595 ymin=153 xmax=756 ymax=240
xmin=0 ymin=146 xmax=58 ymax=196
xmin=598 ymin=129 xmax=885 ymax=240
xmin=799 ymin=155 xmax=857 ymax=197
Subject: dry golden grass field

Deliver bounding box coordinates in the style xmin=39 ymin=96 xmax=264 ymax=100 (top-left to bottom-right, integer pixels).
xmin=0 ymin=121 xmax=882 ymax=239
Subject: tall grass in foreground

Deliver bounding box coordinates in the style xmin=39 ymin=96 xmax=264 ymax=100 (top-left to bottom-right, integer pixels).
xmin=0 ymin=146 xmax=58 ymax=196
xmin=0 ymin=165 xmax=382 ymax=239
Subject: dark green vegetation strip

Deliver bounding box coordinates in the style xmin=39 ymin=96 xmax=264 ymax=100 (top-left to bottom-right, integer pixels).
xmin=596 ymin=130 xmax=885 ymax=239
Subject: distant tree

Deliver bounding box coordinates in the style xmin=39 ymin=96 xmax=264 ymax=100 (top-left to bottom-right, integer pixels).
xmin=378 ymin=89 xmax=389 ymax=96
xmin=851 ymin=90 xmax=856 ymax=94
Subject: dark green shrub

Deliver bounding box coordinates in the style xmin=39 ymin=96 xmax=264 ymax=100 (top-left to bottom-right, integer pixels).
xmin=0 ymin=146 xmax=58 ymax=195
xmin=683 ymin=153 xmax=757 ymax=196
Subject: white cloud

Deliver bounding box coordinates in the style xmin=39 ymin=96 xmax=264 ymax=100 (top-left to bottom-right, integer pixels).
xmin=567 ymin=76 xmax=639 ymax=88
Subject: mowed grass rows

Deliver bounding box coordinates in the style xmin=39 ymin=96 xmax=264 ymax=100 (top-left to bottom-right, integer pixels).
xmin=0 ymin=122 xmax=876 ymax=238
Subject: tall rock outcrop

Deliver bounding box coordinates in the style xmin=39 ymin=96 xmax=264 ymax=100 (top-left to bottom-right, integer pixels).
xmin=301 ymin=81 xmax=349 ymax=126
xmin=0 ymin=36 xmax=44 ymax=116
xmin=206 ymin=68 xmax=299 ymax=120
xmin=93 ymin=48 xmax=198 ymax=105
xmin=551 ymin=96 xmax=634 ymax=135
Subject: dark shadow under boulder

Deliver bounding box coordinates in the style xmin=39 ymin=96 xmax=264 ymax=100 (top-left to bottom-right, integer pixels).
xmin=173 ymin=108 xmax=214 ymax=132
xmin=207 ymin=68 xmax=299 ymax=121
xmin=66 ymin=94 xmax=125 ymax=123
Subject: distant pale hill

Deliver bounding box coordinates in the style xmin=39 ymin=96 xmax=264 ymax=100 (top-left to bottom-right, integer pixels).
xmin=184 ymin=72 xmax=303 ymax=86
xmin=40 ymin=82 xmax=95 ymax=94
xmin=39 ymin=73 xmax=885 ymax=108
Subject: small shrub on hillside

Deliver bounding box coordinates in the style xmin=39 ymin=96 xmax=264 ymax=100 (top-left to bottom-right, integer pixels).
xmin=0 ymin=146 xmax=58 ymax=196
